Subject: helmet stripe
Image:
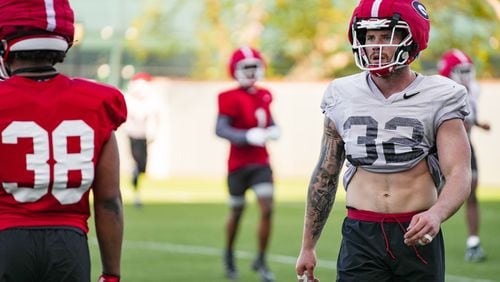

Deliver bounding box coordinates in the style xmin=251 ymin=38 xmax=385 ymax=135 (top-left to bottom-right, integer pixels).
xmin=371 ymin=0 xmax=383 ymax=17
xmin=452 ymin=49 xmax=470 ymax=64
xmin=240 ymin=46 xmax=254 ymax=59
xmin=45 ymin=0 xmax=56 ymax=32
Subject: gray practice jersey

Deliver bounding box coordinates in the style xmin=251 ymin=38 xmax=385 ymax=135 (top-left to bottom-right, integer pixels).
xmin=320 ymin=72 xmax=469 ymax=189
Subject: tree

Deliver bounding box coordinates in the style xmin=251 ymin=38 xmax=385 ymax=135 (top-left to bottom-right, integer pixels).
xmin=74 ymin=0 xmax=500 ymax=80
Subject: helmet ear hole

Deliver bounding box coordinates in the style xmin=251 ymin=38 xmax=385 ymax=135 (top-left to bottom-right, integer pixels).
xmin=401 ymin=51 xmax=409 ymax=61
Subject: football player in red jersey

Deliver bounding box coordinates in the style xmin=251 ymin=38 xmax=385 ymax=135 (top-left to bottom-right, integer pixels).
xmin=0 ymin=1 xmax=125 ymax=281
xmin=438 ymin=49 xmax=491 ymax=262
xmin=296 ymin=1 xmax=471 ymax=281
xmin=216 ymin=46 xmax=280 ymax=282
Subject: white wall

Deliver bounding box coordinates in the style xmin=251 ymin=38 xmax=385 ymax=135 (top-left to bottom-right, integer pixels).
xmin=469 ymin=81 xmax=499 ymax=187
xmin=118 ymin=79 xmax=500 ymax=187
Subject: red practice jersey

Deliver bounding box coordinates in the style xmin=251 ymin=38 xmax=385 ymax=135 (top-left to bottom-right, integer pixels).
xmin=218 ymin=86 xmax=273 ymax=172
xmin=0 ymin=74 xmax=127 ymax=233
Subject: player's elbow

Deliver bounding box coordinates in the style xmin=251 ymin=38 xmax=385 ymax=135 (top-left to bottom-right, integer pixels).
xmin=95 ymin=196 xmax=123 ymax=216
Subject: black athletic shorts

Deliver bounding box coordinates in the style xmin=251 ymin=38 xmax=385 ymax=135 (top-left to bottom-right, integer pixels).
xmin=129 ymin=137 xmax=148 ymax=173
xmin=337 ymin=208 xmax=445 ymax=282
xmin=227 ymin=164 xmax=273 ymax=196
xmin=0 ymin=227 xmax=90 ymax=282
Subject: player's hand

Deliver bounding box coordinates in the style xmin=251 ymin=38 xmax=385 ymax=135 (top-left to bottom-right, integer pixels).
xmin=266 ymin=125 xmax=281 ymax=140
xmin=403 ymin=210 xmax=441 ymax=246
xmin=98 ymin=273 xmax=120 ymax=282
xmin=296 ymin=249 xmax=319 ymax=282
xmin=297 ymin=271 xmax=320 ymax=282
xmin=479 ymin=122 xmax=491 ymax=131
xmin=245 ymin=127 xmax=268 ymax=147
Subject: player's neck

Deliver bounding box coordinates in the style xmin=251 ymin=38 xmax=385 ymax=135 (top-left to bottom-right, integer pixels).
xmin=370 ymin=67 xmax=417 ymax=98
xmin=240 ymin=85 xmax=257 ymax=94
xmin=9 ymin=61 xmax=58 ymax=77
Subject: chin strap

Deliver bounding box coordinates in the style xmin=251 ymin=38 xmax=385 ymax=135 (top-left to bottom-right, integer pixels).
xmin=370 ymin=64 xmax=407 ymax=77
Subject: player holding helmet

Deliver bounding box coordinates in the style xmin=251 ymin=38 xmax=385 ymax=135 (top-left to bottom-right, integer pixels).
xmin=438 ymin=49 xmax=491 ymax=263
xmin=0 ymin=0 xmax=125 ymax=281
xmin=216 ymin=46 xmax=280 ymax=282
xmin=296 ymin=1 xmax=471 ymax=281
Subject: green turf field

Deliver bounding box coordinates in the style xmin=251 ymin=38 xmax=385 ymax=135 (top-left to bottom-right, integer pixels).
xmin=88 ymin=177 xmax=500 ymax=281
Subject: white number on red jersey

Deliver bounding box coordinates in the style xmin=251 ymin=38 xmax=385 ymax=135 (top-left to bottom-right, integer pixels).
xmin=1 ymin=120 xmax=94 ymax=204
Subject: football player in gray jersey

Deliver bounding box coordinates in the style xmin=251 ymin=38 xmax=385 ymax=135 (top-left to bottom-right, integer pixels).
xmin=296 ymin=1 xmax=471 ymax=282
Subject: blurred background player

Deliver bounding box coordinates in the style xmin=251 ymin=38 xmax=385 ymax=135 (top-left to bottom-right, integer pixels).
xmin=0 ymin=0 xmax=125 ymax=281
xmin=123 ymin=72 xmax=160 ymax=207
xmin=438 ymin=49 xmax=491 ymax=262
xmin=216 ymin=46 xmax=281 ymax=282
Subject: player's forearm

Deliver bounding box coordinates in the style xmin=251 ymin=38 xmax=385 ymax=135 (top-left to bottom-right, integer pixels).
xmin=302 ymin=117 xmax=345 ymax=248
xmin=433 ymin=119 xmax=472 ymax=223
xmin=302 ymin=169 xmax=338 ymax=249
xmin=95 ymin=197 xmax=124 ymax=276
xmin=215 ymin=115 xmax=247 ymax=145
xmin=431 ymin=167 xmax=471 ymax=223
xmin=303 ymin=176 xmax=336 ymax=249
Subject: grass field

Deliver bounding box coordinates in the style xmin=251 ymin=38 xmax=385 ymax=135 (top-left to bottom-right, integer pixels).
xmin=88 ymin=177 xmax=500 ymax=281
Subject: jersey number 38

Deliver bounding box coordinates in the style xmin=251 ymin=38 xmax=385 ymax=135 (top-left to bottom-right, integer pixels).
xmin=1 ymin=120 xmax=94 ymax=205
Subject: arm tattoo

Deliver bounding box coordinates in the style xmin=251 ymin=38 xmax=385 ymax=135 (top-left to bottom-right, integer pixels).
xmin=306 ymin=117 xmax=345 ymax=240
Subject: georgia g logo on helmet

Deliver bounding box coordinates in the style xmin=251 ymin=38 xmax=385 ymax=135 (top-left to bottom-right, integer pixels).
xmin=412 ymin=1 xmax=429 ymax=20
xmin=348 ymin=0 xmax=430 ymax=77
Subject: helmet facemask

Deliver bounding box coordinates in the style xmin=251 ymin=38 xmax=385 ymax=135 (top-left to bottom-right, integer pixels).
xmin=234 ymin=58 xmax=264 ymax=88
xmin=450 ymin=63 xmax=475 ymax=88
xmin=352 ymin=15 xmax=415 ymax=77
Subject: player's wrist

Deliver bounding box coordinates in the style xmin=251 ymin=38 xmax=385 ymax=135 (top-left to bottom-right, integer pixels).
xmin=98 ymin=273 xmax=120 ymax=282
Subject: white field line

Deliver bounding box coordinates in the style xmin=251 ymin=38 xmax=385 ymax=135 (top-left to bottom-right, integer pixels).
xmin=89 ymin=238 xmax=495 ymax=282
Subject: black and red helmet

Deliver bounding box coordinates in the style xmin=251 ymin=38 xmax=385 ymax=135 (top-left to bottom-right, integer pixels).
xmin=348 ymin=0 xmax=430 ymax=76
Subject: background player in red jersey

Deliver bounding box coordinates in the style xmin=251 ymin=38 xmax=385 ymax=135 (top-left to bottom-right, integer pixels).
xmin=438 ymin=49 xmax=491 ymax=262
xmin=216 ymin=46 xmax=280 ymax=282
xmin=0 ymin=1 xmax=125 ymax=281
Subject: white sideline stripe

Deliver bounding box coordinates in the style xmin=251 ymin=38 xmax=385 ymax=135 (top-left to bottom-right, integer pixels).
xmin=89 ymin=238 xmax=494 ymax=282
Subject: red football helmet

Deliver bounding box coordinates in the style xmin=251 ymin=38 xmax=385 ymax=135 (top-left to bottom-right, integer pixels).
xmin=131 ymin=72 xmax=153 ymax=82
xmin=0 ymin=0 xmax=74 ymax=78
xmin=228 ymin=46 xmax=265 ymax=87
xmin=437 ymin=49 xmax=475 ymax=87
xmin=348 ymin=0 xmax=430 ymax=76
